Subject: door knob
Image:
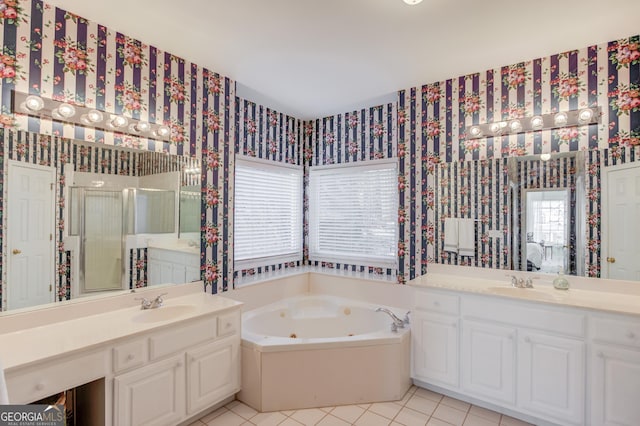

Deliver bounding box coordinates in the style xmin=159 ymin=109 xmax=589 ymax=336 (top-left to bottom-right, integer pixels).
xmin=12 ymin=249 xmax=21 ymax=255
xmin=606 ymin=257 xmax=616 ymax=263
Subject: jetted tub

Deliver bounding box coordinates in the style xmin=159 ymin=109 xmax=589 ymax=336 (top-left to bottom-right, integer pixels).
xmin=238 ymin=294 xmax=411 ymax=411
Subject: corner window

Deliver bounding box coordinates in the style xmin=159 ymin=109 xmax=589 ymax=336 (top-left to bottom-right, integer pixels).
xmin=233 ymin=156 xmax=303 ymax=270
xmin=309 ymin=159 xmax=398 ymax=268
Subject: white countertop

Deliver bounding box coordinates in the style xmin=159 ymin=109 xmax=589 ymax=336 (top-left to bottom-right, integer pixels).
xmin=409 ymin=273 xmax=640 ymax=317
xmin=0 ymin=292 xmax=241 ymax=371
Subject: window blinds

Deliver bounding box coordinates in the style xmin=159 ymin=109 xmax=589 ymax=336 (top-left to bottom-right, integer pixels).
xmin=234 ymin=157 xmax=303 ymax=269
xmin=309 ymin=159 xmax=398 ymax=268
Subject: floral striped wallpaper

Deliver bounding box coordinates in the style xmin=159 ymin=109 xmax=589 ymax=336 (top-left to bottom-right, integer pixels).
xmin=232 ymin=97 xmax=303 ymax=279
xmin=400 ymin=34 xmax=640 ymax=279
xmin=301 ymin=103 xmax=402 ymax=281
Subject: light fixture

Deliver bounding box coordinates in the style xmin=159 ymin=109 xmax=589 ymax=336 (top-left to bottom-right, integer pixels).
xmin=24 ymin=95 xmax=44 ymax=112
xmin=402 ymin=0 xmax=423 ymax=4
xmin=509 ymin=120 xmax=522 ymax=133
xmin=12 ymin=90 xmax=176 ymax=143
xmin=553 ymin=112 xmax=568 ymax=126
xmin=465 ymin=107 xmax=600 ymax=140
xmin=540 ymin=153 xmax=551 ymax=161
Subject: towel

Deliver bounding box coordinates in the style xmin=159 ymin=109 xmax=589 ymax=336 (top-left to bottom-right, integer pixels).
xmin=0 ymin=358 xmax=8 ymax=404
xmin=458 ymin=218 xmax=476 ymax=257
xmin=443 ymin=218 xmax=459 ymax=253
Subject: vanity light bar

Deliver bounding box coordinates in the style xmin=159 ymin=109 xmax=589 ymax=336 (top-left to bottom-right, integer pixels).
xmin=12 ymin=90 xmax=173 ymax=143
xmin=465 ymin=107 xmax=601 ymax=140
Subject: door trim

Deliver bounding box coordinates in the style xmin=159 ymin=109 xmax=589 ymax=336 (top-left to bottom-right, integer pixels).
xmin=601 ymin=161 xmax=640 ymax=279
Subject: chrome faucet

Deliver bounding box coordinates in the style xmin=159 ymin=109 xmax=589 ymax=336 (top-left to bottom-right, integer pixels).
xmin=507 ymin=275 xmax=534 ymax=289
xmin=135 ymin=293 xmax=168 ymax=310
xmin=375 ymin=307 xmax=405 ymax=332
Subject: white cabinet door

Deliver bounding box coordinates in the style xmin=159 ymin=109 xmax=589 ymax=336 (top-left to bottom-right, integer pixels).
xmin=186 ymin=336 xmax=240 ymax=415
xmin=461 ymin=320 xmax=515 ymax=404
xmin=591 ymin=344 xmax=640 ymax=426
xmin=148 ymin=259 xmax=161 ymax=286
xmin=517 ymin=331 xmax=585 ymax=425
xmin=171 ymin=263 xmax=187 ymax=284
xmin=114 ymin=354 xmax=185 ymax=426
xmin=412 ymin=311 xmax=459 ymax=387
xmin=186 ymin=266 xmax=201 ymax=283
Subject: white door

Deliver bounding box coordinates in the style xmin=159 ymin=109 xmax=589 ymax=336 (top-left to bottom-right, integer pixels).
xmin=7 ymin=161 xmax=55 ymax=310
xmin=186 ymin=336 xmax=240 ymax=415
xmin=411 ymin=311 xmax=459 ymax=387
xmin=517 ymin=331 xmax=585 ymax=425
xmin=114 ymin=354 xmax=185 ymax=426
xmin=461 ymin=320 xmax=516 ymax=404
xmin=603 ymin=163 xmax=640 ymax=280
xmin=591 ymin=344 xmax=640 ymax=426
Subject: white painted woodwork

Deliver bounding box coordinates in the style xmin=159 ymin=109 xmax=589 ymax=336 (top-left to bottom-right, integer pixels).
xmin=517 ymin=331 xmax=585 ymax=425
xmin=602 ymin=162 xmax=640 ymax=280
xmin=147 ymin=248 xmax=199 ymax=286
xmin=114 ymin=354 xmax=186 ymax=426
xmin=461 ymin=320 xmax=515 ymax=404
xmin=186 ymin=336 xmax=240 ymax=414
xmin=6 ymin=161 xmax=55 ymax=309
xmin=411 ymin=311 xmax=459 ymax=387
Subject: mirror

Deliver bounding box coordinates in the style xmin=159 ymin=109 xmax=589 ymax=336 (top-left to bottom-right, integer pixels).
xmin=430 ymin=148 xmax=636 ymax=280
xmin=1 ymin=130 xmax=201 ymax=312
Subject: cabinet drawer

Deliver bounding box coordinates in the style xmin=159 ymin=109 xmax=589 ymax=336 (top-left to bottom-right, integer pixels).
xmin=217 ymin=311 xmax=240 ymax=337
xmin=149 ymin=316 xmax=217 ymax=361
xmin=6 ymin=349 xmax=108 ymax=404
xmin=591 ymin=316 xmax=640 ymax=348
xmin=113 ymin=338 xmax=147 ymax=373
xmin=414 ymin=289 xmax=459 ymax=315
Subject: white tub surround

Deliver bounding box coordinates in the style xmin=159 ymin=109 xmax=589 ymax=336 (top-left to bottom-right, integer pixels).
xmin=238 ymin=295 xmax=411 ymax=412
xmin=409 ymin=266 xmax=640 ymax=426
xmin=0 ymin=284 xmax=242 ymax=426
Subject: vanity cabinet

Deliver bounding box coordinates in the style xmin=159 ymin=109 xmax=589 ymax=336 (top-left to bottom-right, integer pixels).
xmin=590 ymin=314 xmax=640 ymax=425
xmin=148 ymin=248 xmax=200 ymax=286
xmin=114 ymin=354 xmax=186 ymax=426
xmin=412 ymin=287 xmax=587 ymax=426
xmin=461 ymin=320 xmax=515 ymax=404
xmin=411 ymin=291 xmax=459 ymax=387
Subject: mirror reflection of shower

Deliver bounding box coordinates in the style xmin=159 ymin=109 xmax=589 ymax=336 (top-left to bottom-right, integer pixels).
xmin=69 ymin=171 xmax=179 ymax=296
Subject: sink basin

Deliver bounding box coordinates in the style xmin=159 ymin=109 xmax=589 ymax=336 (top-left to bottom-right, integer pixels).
xmin=132 ymin=304 xmax=198 ymax=323
xmin=486 ymin=286 xmax=562 ymax=302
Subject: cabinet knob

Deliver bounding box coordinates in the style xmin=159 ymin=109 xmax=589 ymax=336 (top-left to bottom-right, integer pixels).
xmin=225 ymin=322 xmax=232 ymax=329
xmin=175 ymin=361 xmax=183 ymax=368
xmin=524 ymin=336 xmax=531 ymax=343
xmin=508 ymin=334 xmax=514 ymax=340
xmin=35 ymin=383 xmax=44 ymax=391
xmin=597 ymin=351 xmax=604 ymax=358
xmin=452 ymin=323 xmax=457 ymax=328
xmin=126 ymin=354 xmax=135 ymax=361
xmin=626 ymin=331 xmax=636 ymax=339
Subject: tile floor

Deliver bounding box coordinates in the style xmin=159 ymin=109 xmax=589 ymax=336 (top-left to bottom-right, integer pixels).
xmin=189 ymin=386 xmax=535 ymax=426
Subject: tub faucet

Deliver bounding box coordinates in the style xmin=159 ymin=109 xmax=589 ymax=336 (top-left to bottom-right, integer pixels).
xmin=375 ymin=307 xmax=405 ymax=332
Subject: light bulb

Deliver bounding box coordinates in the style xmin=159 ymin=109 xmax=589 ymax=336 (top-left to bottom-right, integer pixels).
xmin=540 ymin=153 xmax=551 ymax=161
xmin=87 ymin=109 xmax=103 ymax=123
xmin=578 ymin=108 xmax=594 ymax=123
xmin=135 ymin=121 xmax=151 ymax=132
xmin=24 ymin=95 xmax=44 ymax=112
xmin=57 ymin=103 xmax=76 ymax=118
xmin=156 ymin=125 xmax=170 ymax=137
xmin=111 ymin=115 xmax=128 ymax=128
xmin=554 ymin=112 xmax=568 ymax=126
xmin=402 ymin=0 xmax=423 ymax=4
xmin=509 ymin=120 xmax=522 ymax=133
xmin=530 ymin=116 xmax=544 ymax=130
xmin=469 ymin=126 xmax=482 ymax=138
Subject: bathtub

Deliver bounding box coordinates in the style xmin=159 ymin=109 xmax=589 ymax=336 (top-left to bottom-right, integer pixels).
xmin=238 ymin=294 xmax=411 ymax=412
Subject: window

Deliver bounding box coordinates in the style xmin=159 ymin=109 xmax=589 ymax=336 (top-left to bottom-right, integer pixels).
xmin=309 ymin=159 xmax=398 ymax=268
xmin=234 ymin=156 xmax=303 ymax=269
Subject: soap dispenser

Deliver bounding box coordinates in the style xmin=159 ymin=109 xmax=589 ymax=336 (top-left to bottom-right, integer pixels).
xmin=553 ymin=271 xmax=569 ymax=290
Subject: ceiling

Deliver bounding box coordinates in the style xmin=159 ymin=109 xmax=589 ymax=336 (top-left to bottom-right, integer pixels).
xmin=46 ymin=0 xmax=640 ymax=119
